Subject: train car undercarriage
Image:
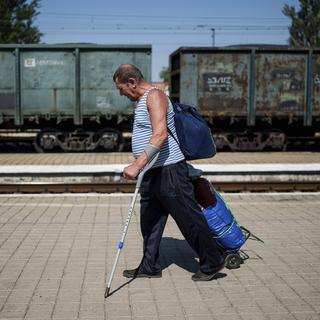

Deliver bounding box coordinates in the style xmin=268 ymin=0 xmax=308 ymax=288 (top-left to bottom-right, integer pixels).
xmin=213 ymin=130 xmax=286 ymax=151
xmin=34 ymin=127 xmax=124 ymax=152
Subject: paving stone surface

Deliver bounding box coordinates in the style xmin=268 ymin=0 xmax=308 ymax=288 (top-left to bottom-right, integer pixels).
xmin=0 ymin=192 xmax=319 ymax=319
xmin=0 ymin=152 xmax=318 ymax=165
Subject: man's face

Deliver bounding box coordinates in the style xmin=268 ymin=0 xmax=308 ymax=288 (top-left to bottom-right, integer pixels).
xmin=115 ymin=78 xmax=136 ymax=102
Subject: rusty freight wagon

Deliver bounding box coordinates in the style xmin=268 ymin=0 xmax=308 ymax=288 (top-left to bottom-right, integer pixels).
xmin=170 ymin=47 xmax=320 ymax=151
xmin=0 ymin=44 xmax=151 ymax=152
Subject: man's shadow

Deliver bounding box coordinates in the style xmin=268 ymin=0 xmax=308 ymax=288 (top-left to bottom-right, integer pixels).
xmin=106 ymin=236 xmax=226 ymax=298
xmin=160 ymin=236 xmax=227 ymax=279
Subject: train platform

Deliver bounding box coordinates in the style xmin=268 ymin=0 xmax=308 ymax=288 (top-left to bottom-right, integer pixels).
xmin=0 ymin=152 xmax=319 ymax=165
xmin=0 ymin=152 xmax=319 ymax=193
xmin=0 ymin=192 xmax=319 ymax=319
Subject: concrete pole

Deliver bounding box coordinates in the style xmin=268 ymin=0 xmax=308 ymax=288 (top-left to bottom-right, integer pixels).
xmin=211 ymin=28 xmax=215 ymax=47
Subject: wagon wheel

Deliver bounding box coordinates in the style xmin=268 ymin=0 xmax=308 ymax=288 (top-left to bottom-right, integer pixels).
xmin=34 ymin=128 xmax=59 ymax=153
xmin=225 ymin=253 xmax=243 ymax=269
xmin=95 ymin=128 xmax=124 ymax=152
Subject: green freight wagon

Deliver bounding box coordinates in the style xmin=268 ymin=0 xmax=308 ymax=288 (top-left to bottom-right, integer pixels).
xmin=170 ymin=46 xmax=320 ymax=151
xmin=0 ymin=44 xmax=151 ymax=151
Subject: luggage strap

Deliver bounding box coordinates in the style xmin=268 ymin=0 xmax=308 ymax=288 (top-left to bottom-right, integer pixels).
xmin=212 ymin=218 xmax=238 ymax=239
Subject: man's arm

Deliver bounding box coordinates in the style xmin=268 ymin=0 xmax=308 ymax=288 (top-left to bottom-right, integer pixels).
xmin=123 ymin=89 xmax=168 ymax=180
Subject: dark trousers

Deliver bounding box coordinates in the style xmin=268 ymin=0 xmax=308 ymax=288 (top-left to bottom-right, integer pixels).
xmin=138 ymin=161 xmax=223 ymax=274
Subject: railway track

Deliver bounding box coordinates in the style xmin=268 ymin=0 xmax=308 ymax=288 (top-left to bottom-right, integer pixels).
xmin=0 ymin=161 xmax=319 ymax=194
xmin=1 ymin=181 xmax=319 ymax=193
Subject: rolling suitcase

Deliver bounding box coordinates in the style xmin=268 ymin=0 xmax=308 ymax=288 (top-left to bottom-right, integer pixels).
xmin=192 ymin=177 xmax=261 ymax=269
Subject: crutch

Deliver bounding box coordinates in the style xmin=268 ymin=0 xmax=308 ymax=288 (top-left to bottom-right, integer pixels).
xmin=105 ymin=153 xmax=159 ymax=298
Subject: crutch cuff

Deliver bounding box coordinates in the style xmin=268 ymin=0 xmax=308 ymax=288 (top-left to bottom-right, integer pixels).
xmin=144 ymin=144 xmax=160 ymax=162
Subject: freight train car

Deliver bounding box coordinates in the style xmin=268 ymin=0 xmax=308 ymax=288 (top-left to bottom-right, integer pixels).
xmin=170 ymin=47 xmax=320 ymax=151
xmin=0 ymin=44 xmax=151 ymax=152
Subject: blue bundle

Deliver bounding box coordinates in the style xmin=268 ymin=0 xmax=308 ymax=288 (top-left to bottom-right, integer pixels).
xmin=203 ymin=192 xmax=246 ymax=251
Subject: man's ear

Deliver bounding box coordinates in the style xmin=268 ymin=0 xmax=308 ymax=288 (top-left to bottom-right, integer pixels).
xmin=128 ymin=78 xmax=136 ymax=87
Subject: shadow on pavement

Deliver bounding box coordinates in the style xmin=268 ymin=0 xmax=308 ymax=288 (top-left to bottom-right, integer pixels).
xmin=106 ymin=237 xmax=227 ymax=298
xmin=160 ymin=237 xmax=227 ymax=280
xmin=160 ymin=237 xmax=199 ymax=273
xmin=106 ymin=278 xmax=135 ymax=298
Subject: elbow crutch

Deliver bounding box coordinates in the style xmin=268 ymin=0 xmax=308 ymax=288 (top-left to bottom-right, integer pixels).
xmin=105 ymin=154 xmax=159 ymax=298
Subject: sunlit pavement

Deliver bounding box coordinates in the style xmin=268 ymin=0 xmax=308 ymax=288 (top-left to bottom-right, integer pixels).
xmin=0 ymin=192 xmax=319 ymax=320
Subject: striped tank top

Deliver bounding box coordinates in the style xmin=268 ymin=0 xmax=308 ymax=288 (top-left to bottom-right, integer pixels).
xmin=132 ymin=88 xmax=185 ymax=168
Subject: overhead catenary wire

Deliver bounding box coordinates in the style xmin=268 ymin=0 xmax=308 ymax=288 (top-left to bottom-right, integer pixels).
xmin=39 ymin=11 xmax=289 ymax=21
xmin=39 ymin=25 xmax=289 ymax=31
xmin=36 ymin=11 xmax=290 ymax=32
xmin=36 ymin=11 xmax=292 ymax=49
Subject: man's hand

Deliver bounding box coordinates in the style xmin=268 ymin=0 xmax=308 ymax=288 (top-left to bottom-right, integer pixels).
xmin=123 ymin=163 xmax=141 ymax=180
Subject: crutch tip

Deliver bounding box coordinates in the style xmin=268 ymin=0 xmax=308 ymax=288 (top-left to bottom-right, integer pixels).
xmin=104 ymin=287 xmax=110 ymax=298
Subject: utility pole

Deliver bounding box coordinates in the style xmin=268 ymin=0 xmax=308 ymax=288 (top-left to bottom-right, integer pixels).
xmin=211 ymin=28 xmax=215 ymax=47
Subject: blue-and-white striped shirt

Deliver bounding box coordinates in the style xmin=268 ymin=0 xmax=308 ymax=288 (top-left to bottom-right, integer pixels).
xmin=132 ymin=88 xmax=185 ymax=168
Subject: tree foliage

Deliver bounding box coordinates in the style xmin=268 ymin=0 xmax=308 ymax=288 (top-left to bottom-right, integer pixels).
xmin=283 ymin=0 xmax=320 ymax=47
xmin=0 ymin=0 xmax=42 ymax=43
xmin=159 ymin=66 xmax=170 ymax=82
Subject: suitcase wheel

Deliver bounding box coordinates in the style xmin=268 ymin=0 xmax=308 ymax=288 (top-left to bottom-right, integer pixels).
xmin=225 ymin=253 xmax=243 ymax=269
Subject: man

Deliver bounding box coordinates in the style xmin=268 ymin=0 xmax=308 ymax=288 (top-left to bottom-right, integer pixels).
xmin=113 ymin=64 xmax=224 ymax=281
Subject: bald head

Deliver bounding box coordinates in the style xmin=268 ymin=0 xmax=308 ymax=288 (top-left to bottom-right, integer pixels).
xmin=113 ymin=64 xmax=144 ymax=84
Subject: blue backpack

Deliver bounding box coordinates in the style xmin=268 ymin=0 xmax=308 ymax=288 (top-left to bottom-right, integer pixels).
xmin=167 ymin=100 xmax=216 ymax=161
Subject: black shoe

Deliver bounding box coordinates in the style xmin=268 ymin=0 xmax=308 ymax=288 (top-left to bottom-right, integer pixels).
xmin=192 ymin=260 xmax=225 ymax=281
xmin=191 ymin=270 xmax=220 ymax=281
xmin=123 ymin=268 xmax=162 ymax=279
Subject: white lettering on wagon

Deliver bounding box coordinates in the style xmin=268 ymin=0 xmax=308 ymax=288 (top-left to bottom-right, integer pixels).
xmin=204 ymin=73 xmax=233 ymax=92
xmin=96 ymin=96 xmax=112 ymax=109
xmin=24 ymin=58 xmax=64 ymax=67
xmin=24 ymin=58 xmax=36 ymax=67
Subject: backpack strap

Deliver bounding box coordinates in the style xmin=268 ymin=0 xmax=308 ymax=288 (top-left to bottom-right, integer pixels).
xmin=167 ymin=126 xmax=179 ymax=145
xmin=166 ymin=97 xmax=180 ymax=146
